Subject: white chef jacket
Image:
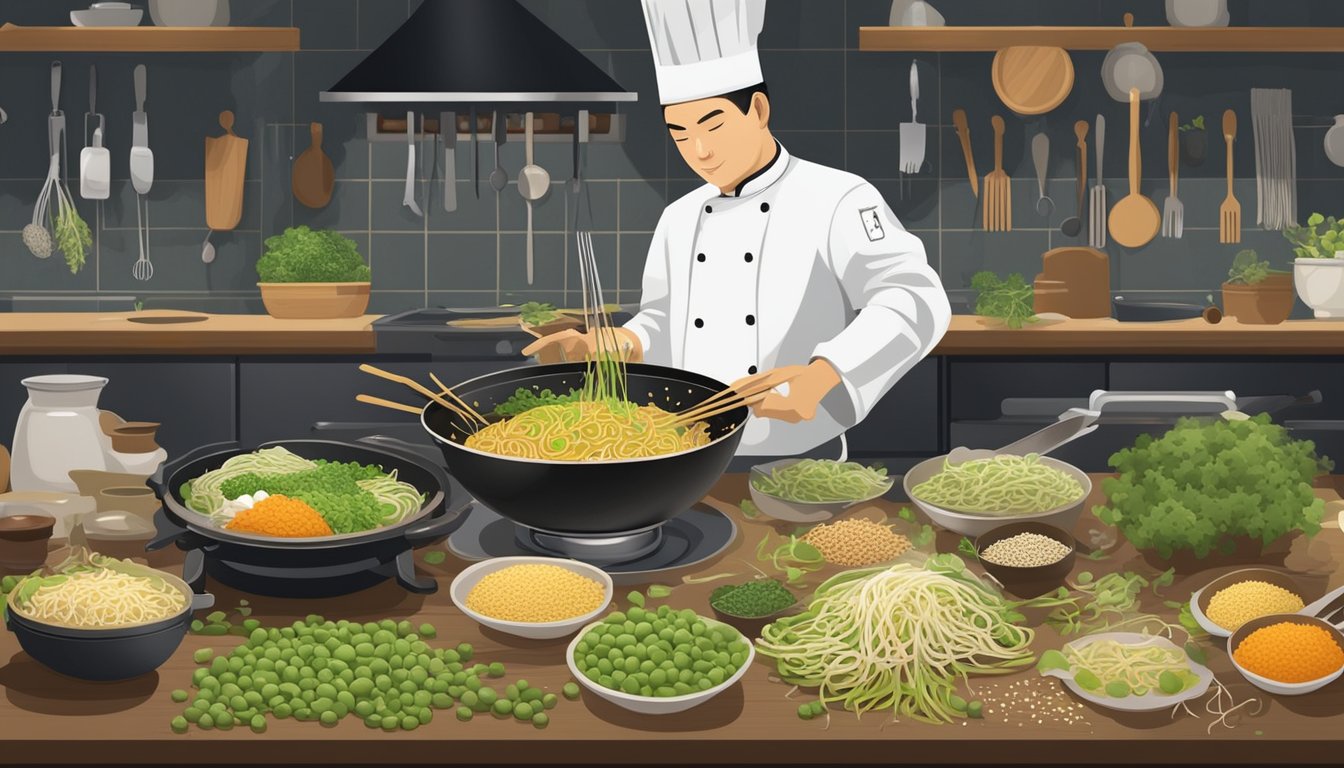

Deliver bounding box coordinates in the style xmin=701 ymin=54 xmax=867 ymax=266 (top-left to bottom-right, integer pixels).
xmin=624 ymin=143 xmax=952 ymax=456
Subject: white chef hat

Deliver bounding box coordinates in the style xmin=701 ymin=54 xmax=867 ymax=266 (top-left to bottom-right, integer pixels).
xmin=641 ymin=0 xmax=768 ymax=105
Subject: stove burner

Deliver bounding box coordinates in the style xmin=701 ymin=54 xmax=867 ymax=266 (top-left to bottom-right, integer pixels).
xmin=516 ymin=522 xmax=664 ymax=565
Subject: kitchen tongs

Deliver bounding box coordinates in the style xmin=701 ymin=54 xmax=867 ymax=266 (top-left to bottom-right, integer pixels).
xmin=980 ymin=390 xmax=1241 ymax=460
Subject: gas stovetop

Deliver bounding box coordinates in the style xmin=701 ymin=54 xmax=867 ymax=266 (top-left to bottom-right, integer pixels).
xmin=373 ymin=307 xmax=634 ymax=359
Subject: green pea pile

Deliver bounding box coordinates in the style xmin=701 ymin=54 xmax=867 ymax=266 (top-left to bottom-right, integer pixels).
xmin=709 ymin=580 xmax=796 ymax=618
xmin=574 ymin=606 xmax=749 ymax=697
xmin=172 ymin=615 xmax=567 ymax=734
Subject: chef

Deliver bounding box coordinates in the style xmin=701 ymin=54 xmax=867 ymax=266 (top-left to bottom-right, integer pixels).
xmin=526 ymin=0 xmax=951 ymax=460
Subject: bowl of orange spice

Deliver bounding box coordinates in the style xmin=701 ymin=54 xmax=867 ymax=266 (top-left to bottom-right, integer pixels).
xmin=1229 ymin=614 xmax=1344 ymax=696
xmin=224 ymin=494 xmax=334 ymax=538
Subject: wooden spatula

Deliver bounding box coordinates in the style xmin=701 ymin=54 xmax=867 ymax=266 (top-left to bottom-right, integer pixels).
xmin=984 ymin=115 xmax=1011 ymax=231
xmin=292 ymin=121 xmax=334 ymax=209
xmin=1107 ymin=88 xmax=1160 ymax=248
xmin=1220 ymin=109 xmax=1241 ymax=244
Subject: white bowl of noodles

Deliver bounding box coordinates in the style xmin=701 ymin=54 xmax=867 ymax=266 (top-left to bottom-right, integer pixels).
xmin=902 ymin=449 xmax=1092 ymax=537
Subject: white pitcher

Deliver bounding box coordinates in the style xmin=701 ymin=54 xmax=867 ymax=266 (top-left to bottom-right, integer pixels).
xmin=10 ymin=375 xmax=111 ymax=494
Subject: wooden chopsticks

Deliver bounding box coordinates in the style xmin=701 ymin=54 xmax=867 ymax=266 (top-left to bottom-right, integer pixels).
xmin=357 ymin=364 xmax=489 ymax=426
xmin=668 ymin=370 xmax=801 ymax=429
xmin=356 ymin=393 xmax=423 ymax=416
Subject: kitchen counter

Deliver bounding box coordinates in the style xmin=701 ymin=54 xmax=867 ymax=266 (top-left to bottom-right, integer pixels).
xmin=2 ymin=474 xmax=1343 ymax=765
xmin=934 ymin=316 xmax=1344 ymax=356
xmin=0 ymin=312 xmax=378 ymax=355
xmin=2 ymin=312 xmax=1344 ymax=358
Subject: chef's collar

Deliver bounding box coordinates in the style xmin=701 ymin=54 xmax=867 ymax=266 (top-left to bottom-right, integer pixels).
xmin=723 ymin=141 xmax=788 ymax=198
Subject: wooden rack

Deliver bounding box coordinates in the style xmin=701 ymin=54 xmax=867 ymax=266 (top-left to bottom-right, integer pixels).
xmin=0 ymin=24 xmax=300 ymax=52
xmin=858 ymin=26 xmax=1344 ymax=53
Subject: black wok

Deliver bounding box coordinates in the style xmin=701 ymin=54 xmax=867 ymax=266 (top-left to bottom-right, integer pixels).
xmin=425 ymin=363 xmax=747 ymax=534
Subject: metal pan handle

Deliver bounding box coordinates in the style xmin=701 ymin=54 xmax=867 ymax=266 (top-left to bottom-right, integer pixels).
xmin=149 ymin=441 xmax=240 ymax=498
xmin=1086 ymin=390 xmax=1238 ymax=415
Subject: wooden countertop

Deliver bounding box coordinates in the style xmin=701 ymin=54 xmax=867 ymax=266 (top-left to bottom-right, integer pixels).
xmin=933 ymin=315 xmax=1344 ymax=356
xmin=0 ymin=312 xmax=378 ymax=355
xmin=1 ymin=311 xmax=1343 ymax=357
xmin=3 ymin=475 xmax=1343 ymax=765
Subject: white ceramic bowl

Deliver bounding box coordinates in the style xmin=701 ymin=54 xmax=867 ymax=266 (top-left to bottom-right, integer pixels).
xmin=1228 ymin=614 xmax=1344 ymax=696
xmin=902 ymin=449 xmax=1092 ymax=537
xmin=1188 ymin=567 xmax=1306 ymax=640
xmin=748 ymin=458 xmax=894 ymax=523
xmin=71 ymin=3 xmax=145 ymax=26
xmin=566 ymin=617 xmax=755 ymax=714
xmin=1294 ymin=258 xmax=1344 ymax=319
xmin=449 ymin=556 xmax=612 ymax=640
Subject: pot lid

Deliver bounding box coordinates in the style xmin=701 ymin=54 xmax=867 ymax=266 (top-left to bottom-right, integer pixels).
xmin=320 ymin=0 xmax=637 ymax=106
xmin=20 ymin=374 xmax=109 ymax=392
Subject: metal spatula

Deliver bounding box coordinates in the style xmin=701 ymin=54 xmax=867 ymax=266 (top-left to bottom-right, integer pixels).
xmin=899 ymin=61 xmax=925 ymax=179
xmin=1089 ymin=114 xmax=1107 ymax=248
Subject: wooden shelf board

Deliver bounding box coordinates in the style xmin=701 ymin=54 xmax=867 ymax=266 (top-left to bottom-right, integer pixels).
xmin=0 ymin=24 xmax=300 ymax=52
xmin=858 ymin=25 xmax=1344 ymax=53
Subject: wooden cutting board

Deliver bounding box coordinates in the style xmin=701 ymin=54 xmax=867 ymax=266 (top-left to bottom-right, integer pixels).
xmin=1035 ymin=246 xmax=1110 ymax=318
xmin=292 ymin=122 xmax=334 ymax=209
xmin=205 ymin=110 xmax=248 ymax=231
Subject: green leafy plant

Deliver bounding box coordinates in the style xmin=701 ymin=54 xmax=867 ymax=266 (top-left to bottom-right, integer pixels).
xmin=1283 ymin=212 xmax=1344 ymax=260
xmin=755 ymin=531 xmax=824 ymax=584
xmin=971 ymin=271 xmax=1036 ymax=328
xmin=1226 ymin=249 xmax=1286 ymax=285
xmin=1094 ymin=414 xmax=1333 ymax=559
xmin=1178 ymin=115 xmax=1205 ymax=132
xmin=256 ymin=226 xmax=371 ymax=283
xmin=54 ymin=200 xmax=92 ymax=275
xmin=518 ymin=301 xmax=560 ymax=326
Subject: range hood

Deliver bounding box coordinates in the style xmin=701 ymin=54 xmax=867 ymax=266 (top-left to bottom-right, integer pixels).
xmin=320 ymin=0 xmax=637 ymax=107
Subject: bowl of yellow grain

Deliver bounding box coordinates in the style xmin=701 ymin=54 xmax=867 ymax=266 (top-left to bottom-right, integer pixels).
xmin=1189 ymin=568 xmax=1308 ymax=639
xmin=450 ymin=556 xmax=614 ymax=640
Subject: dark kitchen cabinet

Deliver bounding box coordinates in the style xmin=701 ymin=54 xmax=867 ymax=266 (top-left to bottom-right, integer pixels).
xmin=845 ymin=359 xmax=939 ymax=459
xmin=949 ymin=361 xmax=1107 ymax=421
xmin=0 ymin=361 xmax=235 ymax=459
xmin=238 ymin=359 xmax=522 ymax=447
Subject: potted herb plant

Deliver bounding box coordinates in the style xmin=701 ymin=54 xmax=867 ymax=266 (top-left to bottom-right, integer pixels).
xmin=1284 ymin=212 xmax=1344 ymax=319
xmin=256 ymin=226 xmax=371 ymax=319
xmin=971 ymin=271 xmax=1036 ymax=328
xmin=1221 ymin=249 xmax=1293 ymax=324
xmin=1178 ymin=115 xmax=1207 ymax=167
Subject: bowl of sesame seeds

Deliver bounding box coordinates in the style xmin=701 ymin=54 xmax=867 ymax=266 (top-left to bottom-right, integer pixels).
xmin=450 ymin=556 xmax=614 ymax=640
xmin=974 ymin=522 xmax=1076 ymax=597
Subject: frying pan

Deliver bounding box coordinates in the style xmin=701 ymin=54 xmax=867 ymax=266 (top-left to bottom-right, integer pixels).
xmin=424 ymin=363 xmax=748 ymax=535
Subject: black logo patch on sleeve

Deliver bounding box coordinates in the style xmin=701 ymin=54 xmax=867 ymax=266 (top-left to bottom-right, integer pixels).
xmin=859 ymin=206 xmax=886 ymax=242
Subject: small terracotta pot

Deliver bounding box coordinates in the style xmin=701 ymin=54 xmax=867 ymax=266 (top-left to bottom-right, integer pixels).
xmin=1222 ymin=274 xmax=1295 ymax=325
xmin=258 ymin=282 xmax=371 ymax=319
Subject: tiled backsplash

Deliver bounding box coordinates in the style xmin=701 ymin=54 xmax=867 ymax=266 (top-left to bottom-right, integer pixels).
xmin=2 ymin=0 xmax=1343 ymax=314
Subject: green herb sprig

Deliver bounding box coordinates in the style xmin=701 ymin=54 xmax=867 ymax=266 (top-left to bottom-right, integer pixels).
xmin=972 ymin=271 xmax=1037 ymax=328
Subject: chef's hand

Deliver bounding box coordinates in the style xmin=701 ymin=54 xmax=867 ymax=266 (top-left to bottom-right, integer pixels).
xmin=521 ymin=327 xmax=644 ymax=362
xmin=732 ymin=360 xmax=842 ymax=423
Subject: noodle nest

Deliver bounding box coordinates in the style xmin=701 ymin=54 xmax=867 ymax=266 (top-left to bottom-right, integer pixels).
xmin=11 ymin=562 xmax=187 ymax=630
xmin=465 ymin=400 xmax=710 ymax=461
xmin=911 ymin=453 xmax=1085 ymax=516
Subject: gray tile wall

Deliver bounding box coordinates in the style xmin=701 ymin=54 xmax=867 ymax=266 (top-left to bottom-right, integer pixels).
xmin=2 ymin=0 xmax=1343 ymax=314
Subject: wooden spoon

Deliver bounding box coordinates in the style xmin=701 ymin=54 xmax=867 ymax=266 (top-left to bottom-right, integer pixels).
xmin=1107 ymin=87 xmax=1160 ymax=248
xmin=292 ymin=121 xmax=334 ymax=209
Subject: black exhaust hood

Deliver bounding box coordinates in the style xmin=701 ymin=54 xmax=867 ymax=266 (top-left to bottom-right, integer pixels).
xmin=320 ymin=0 xmax=638 ymax=107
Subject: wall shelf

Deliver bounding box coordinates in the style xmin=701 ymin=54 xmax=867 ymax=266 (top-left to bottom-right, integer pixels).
xmin=0 ymin=24 xmax=300 ymax=52
xmin=858 ymin=26 xmax=1344 ymax=53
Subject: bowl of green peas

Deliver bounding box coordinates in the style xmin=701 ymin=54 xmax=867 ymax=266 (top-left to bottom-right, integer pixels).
xmin=566 ymin=606 xmax=755 ymax=715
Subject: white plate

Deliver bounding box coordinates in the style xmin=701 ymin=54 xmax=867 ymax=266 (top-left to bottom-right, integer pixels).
xmin=566 ymin=617 xmax=754 ymax=715
xmin=449 ymin=556 xmax=612 ymax=640
xmin=71 ymin=7 xmax=145 ymax=26
xmin=1040 ymin=632 xmax=1213 ymax=713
